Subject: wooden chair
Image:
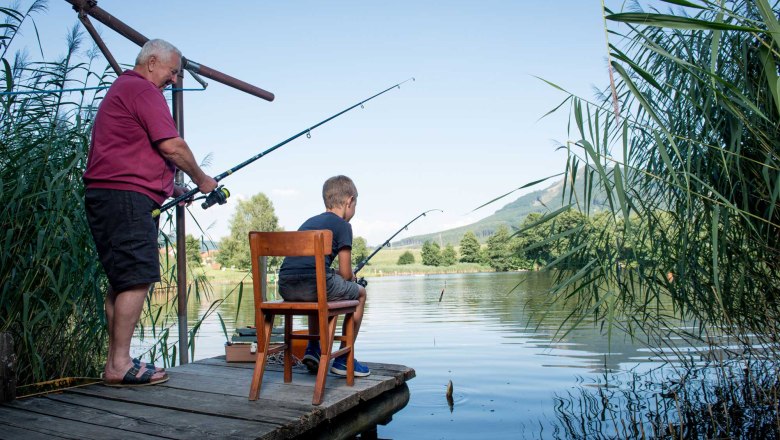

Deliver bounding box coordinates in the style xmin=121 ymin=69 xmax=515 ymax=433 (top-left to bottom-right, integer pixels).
xmin=248 ymin=230 xmax=359 ymax=405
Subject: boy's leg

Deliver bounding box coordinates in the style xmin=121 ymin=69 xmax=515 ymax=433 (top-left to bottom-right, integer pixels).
xmin=341 ymin=286 xmax=366 ymax=347
xmin=332 ymin=285 xmax=370 ymax=377
xmin=301 ymin=315 xmax=321 ymax=373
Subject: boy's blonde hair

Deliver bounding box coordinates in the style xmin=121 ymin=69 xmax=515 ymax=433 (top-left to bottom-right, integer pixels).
xmin=322 ymin=175 xmax=358 ymax=209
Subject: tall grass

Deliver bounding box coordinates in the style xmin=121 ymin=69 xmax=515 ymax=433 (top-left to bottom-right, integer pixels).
xmin=513 ymin=0 xmax=780 ymax=435
xmin=0 ymin=2 xmax=228 ymax=384
xmin=521 ymin=0 xmax=780 ymax=353
xmin=0 ymin=1 xmax=113 ymax=384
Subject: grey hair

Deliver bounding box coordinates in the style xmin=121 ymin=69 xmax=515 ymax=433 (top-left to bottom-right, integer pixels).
xmin=322 ymin=175 xmax=358 ymax=209
xmin=135 ymin=39 xmax=182 ymax=66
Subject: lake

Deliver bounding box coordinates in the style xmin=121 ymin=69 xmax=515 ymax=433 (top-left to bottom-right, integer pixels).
xmin=141 ymin=271 xmax=671 ymax=438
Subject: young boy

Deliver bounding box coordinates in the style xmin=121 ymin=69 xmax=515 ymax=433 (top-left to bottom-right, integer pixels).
xmin=278 ymin=175 xmax=370 ymax=377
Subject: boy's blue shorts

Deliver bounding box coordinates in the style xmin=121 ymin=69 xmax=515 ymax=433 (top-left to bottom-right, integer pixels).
xmin=278 ymin=270 xmax=360 ymax=302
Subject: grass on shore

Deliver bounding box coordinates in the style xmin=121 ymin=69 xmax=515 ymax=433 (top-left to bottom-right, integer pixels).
xmin=194 ymin=247 xmax=492 ymax=284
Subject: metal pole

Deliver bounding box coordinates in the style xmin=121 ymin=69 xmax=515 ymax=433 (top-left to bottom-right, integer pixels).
xmin=77 ymin=12 xmax=122 ymax=76
xmin=172 ymin=71 xmax=189 ymax=366
xmin=64 ymin=0 xmax=274 ymax=101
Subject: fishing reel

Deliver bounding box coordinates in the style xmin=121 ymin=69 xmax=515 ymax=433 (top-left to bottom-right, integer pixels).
xmin=356 ymin=277 xmax=368 ymax=287
xmin=202 ymin=185 xmax=230 ymax=210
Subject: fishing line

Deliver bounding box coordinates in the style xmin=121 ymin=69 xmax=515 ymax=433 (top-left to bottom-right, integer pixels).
xmin=353 ymin=209 xmax=443 ymax=285
xmin=153 ymin=77 xmax=416 ymax=217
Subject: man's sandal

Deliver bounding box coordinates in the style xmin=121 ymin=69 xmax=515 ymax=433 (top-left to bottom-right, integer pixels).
xmin=133 ymin=357 xmax=164 ymax=372
xmin=103 ymin=364 xmax=169 ymax=387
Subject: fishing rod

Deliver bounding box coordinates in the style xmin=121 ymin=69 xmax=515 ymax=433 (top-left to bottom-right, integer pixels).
xmin=354 ymin=209 xmax=443 ymax=279
xmin=152 ymin=77 xmax=416 ymax=217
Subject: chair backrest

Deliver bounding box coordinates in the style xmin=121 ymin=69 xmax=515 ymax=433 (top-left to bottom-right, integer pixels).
xmin=248 ymin=230 xmax=333 ymax=303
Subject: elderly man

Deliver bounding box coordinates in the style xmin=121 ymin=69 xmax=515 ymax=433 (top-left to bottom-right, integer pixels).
xmin=83 ymin=39 xmax=217 ymax=386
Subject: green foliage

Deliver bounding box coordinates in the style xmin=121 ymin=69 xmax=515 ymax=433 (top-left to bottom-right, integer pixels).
xmin=441 ymin=244 xmax=457 ymax=266
xmin=514 ymin=209 xmax=588 ymax=269
xmin=421 ymin=241 xmax=442 ymax=266
xmin=538 ymin=1 xmax=780 ymax=355
xmin=351 ymin=236 xmax=369 ymax=266
xmin=186 ymin=235 xmax=202 ymax=264
xmin=217 ymin=193 xmax=281 ymax=269
xmin=397 ymin=250 xmax=415 ymax=265
xmin=0 ymin=6 xmax=112 ymax=384
xmin=485 ymin=225 xmax=516 ymax=272
xmin=458 ymin=231 xmax=481 ymax=263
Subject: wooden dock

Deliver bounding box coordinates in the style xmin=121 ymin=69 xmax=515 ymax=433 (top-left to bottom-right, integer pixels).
xmin=0 ymin=357 xmax=414 ymax=439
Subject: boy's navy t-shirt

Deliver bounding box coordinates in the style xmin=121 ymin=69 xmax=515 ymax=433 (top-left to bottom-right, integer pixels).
xmin=279 ymin=212 xmax=352 ymax=276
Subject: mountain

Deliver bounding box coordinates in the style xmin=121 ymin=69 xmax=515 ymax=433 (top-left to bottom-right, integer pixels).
xmin=392 ymin=171 xmax=610 ymax=247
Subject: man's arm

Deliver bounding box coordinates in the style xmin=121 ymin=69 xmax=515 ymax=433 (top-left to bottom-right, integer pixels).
xmin=157 ymin=137 xmax=217 ymax=193
xmin=337 ymin=248 xmax=354 ymax=281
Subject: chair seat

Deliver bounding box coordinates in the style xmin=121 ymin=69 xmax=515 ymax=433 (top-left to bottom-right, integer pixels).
xmin=260 ymin=299 xmax=359 ymax=312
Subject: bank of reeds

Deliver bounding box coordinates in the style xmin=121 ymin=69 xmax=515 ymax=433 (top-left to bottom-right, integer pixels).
xmin=550 ymin=353 xmax=780 ymax=439
xmin=0 ymin=2 xmax=225 ymax=385
xmin=0 ymin=2 xmax=114 ymax=384
xmin=518 ymin=0 xmax=780 ymax=436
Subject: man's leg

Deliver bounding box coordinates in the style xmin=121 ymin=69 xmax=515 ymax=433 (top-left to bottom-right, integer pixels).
xmin=103 ymin=284 xmax=165 ymax=382
xmin=104 ymin=286 xmax=116 ymax=372
xmin=105 ymin=285 xmax=161 ymax=373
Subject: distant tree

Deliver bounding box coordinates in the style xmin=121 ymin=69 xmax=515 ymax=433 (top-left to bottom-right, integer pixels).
xmin=459 ymin=231 xmax=481 ymax=263
xmin=516 ymin=213 xmax=550 ymax=266
xmin=397 ymin=251 xmax=415 ymax=265
xmin=486 ymin=225 xmax=515 ymax=272
xmin=441 ymin=244 xmax=457 ymax=266
xmin=515 ymin=210 xmax=589 ymax=269
xmin=186 ymin=234 xmax=202 ymax=264
xmin=217 ymin=193 xmax=281 ymax=269
xmin=421 ymin=241 xmax=442 ymax=266
xmin=351 ymin=236 xmax=369 ymax=267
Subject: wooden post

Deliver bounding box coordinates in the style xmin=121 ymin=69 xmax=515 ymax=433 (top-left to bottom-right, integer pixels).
xmin=0 ymin=332 xmax=16 ymax=402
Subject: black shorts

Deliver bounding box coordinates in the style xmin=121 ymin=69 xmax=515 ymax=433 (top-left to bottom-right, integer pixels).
xmin=85 ymin=188 xmax=161 ymax=292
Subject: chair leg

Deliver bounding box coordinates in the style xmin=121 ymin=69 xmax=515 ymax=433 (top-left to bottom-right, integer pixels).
xmin=283 ymin=314 xmax=293 ymax=383
xmin=249 ymin=312 xmax=274 ymax=401
xmin=345 ymin=312 xmax=355 ymax=387
xmin=312 ymin=315 xmax=338 ymax=406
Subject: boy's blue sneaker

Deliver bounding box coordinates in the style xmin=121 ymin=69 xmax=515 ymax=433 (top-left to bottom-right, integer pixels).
xmin=330 ymin=355 xmax=371 ymax=377
xmin=302 ymin=346 xmax=320 ymax=374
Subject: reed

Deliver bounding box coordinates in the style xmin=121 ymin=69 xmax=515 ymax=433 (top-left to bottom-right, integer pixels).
xmin=523 ymin=1 xmax=780 ymax=435
xmin=0 ymin=2 xmax=228 ymax=383
xmin=0 ymin=1 xmax=114 ymax=384
xmin=549 ymin=353 xmax=780 ymax=439
xmin=520 ymin=0 xmax=780 ymax=355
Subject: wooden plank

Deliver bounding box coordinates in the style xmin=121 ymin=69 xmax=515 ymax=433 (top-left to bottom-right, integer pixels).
xmin=65 ymin=384 xmax=322 ymax=436
xmin=42 ymin=393 xmax=277 ymax=440
xmin=202 ymin=356 xmax=414 ymax=380
xmin=171 ymin=363 xmax=386 ymax=419
xmin=172 ymin=362 xmax=399 ymax=417
xmin=0 ymin=356 xmax=415 ymax=440
xmin=0 ymin=421 xmax=68 ymax=440
xmin=302 ymin=383 xmax=411 ymax=440
xmin=162 ymin=368 xmax=359 ymax=406
xmin=0 ymin=405 xmax=162 ymax=440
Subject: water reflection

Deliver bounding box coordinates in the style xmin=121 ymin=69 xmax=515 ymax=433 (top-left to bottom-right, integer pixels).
xmin=138 ymin=271 xmax=678 ymax=438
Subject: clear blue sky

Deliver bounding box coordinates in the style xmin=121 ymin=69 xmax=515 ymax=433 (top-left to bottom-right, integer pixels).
xmin=15 ymin=0 xmax=616 ymax=246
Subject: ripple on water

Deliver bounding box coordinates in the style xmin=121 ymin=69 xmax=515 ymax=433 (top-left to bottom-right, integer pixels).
xmin=407 ymin=383 xmax=472 ymax=409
